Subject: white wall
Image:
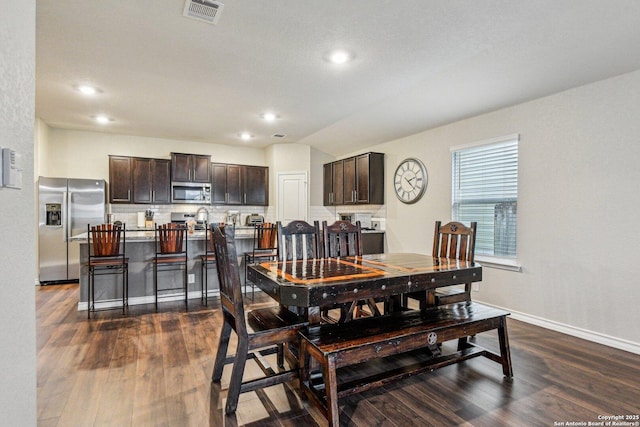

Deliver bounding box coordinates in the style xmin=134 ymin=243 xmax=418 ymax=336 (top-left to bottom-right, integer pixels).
xmin=0 ymin=1 xmax=37 ymax=425
xmin=367 ymin=69 xmax=640 ymax=349
xmin=43 ymin=128 xmax=267 ymax=180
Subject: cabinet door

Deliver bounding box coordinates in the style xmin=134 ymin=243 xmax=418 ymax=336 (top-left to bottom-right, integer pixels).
xmin=243 ymin=166 xmax=268 ymax=206
xmin=152 ymin=159 xmax=171 ymax=203
xmin=171 ymin=153 xmax=191 ymax=182
xmin=355 ymin=154 xmax=370 ymax=204
xmin=323 ymin=163 xmax=333 ymax=206
xmin=332 ymin=160 xmax=344 ymax=205
xmin=226 ymin=164 xmax=243 ymax=205
xmin=132 ymin=158 xmax=153 ymax=203
xmin=211 ymin=163 xmax=227 ymax=204
xmin=192 ymin=155 xmax=211 ymax=183
xmin=109 ymin=156 xmax=132 ymax=203
xmin=343 ymin=157 xmax=356 ymax=204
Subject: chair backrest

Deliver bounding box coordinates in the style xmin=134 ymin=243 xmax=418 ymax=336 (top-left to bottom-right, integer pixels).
xmin=276 ymin=220 xmax=321 ymax=261
xmin=432 ymin=221 xmax=477 ymax=262
xmin=322 ymin=220 xmax=362 ymax=258
xmin=252 ymin=222 xmax=278 ymax=253
xmin=155 ymin=223 xmax=187 ymax=255
xmin=88 ymin=223 xmax=125 ymax=258
xmin=212 ymin=225 xmax=247 ymax=335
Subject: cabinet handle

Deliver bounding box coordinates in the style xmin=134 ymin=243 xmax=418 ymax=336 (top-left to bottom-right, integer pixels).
xmin=152 ymin=190 xmax=155 ymax=201
xmin=244 ymin=193 xmax=247 ymax=204
xmin=128 ymin=190 xmax=130 ymax=201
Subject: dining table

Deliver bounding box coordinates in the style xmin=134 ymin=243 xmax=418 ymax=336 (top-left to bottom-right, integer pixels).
xmin=246 ymin=252 xmax=483 ymax=324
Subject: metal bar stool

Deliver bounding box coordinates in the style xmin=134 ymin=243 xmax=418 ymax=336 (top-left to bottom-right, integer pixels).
xmin=200 ymin=223 xmax=216 ymax=306
xmin=87 ymin=223 xmax=128 ymax=319
xmin=153 ymin=223 xmax=188 ymax=309
xmin=244 ymin=222 xmax=278 ymax=300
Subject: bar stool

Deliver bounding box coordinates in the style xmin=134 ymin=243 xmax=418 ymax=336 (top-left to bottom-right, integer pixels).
xmin=153 ymin=223 xmax=188 ymax=309
xmin=200 ymin=223 xmax=216 ymax=306
xmin=87 ymin=223 xmax=128 ymax=319
xmin=244 ymin=222 xmax=278 ymax=300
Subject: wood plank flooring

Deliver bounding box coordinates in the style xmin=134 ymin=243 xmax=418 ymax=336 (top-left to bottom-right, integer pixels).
xmin=37 ymin=284 xmax=640 ymax=426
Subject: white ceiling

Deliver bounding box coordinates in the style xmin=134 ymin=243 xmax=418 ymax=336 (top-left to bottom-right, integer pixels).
xmin=36 ymin=0 xmax=640 ymax=156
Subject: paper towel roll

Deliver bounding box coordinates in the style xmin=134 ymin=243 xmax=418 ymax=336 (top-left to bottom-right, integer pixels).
xmin=137 ymin=212 xmax=145 ymax=227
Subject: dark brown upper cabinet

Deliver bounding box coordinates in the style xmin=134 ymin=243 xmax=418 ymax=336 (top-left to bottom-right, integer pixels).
xmin=171 ymin=153 xmax=211 ymax=183
xmin=243 ymin=165 xmax=269 ymax=206
xmin=132 ymin=158 xmax=171 ymax=204
xmin=109 ymin=156 xmax=132 ymax=203
xmin=212 ymin=163 xmax=268 ymax=206
xmin=323 ymin=152 xmax=384 ymax=206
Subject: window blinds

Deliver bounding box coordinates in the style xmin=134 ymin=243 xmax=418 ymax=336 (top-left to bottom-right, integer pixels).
xmin=452 ymin=136 xmax=519 ymax=257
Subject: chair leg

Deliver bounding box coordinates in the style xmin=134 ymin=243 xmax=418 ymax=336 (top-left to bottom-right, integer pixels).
xmin=88 ymin=267 xmax=93 ymax=319
xmin=184 ymin=262 xmax=188 ymax=307
xmin=225 ymin=336 xmax=249 ymax=415
xmin=154 ymin=262 xmax=158 ymax=310
xmin=212 ymin=321 xmax=232 ymax=382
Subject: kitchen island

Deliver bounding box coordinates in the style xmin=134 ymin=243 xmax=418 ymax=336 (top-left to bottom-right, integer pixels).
xmin=72 ymin=226 xmax=256 ymax=311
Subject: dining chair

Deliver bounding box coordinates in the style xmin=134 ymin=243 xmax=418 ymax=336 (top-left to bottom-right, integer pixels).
xmin=87 ymin=223 xmax=128 ymax=319
xmin=244 ymin=222 xmax=278 ymax=300
xmin=276 ymin=220 xmax=321 ymax=261
xmin=199 ymin=223 xmax=216 ymax=306
xmin=153 ymin=223 xmax=188 ymax=309
xmin=211 ymin=225 xmax=308 ymax=415
xmin=322 ymin=220 xmax=381 ymax=322
xmin=405 ymin=220 xmax=477 ymax=309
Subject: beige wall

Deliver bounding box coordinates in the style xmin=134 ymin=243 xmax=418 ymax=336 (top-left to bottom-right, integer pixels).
xmin=365 ymin=69 xmax=640 ymax=349
xmin=42 ymin=128 xmax=268 ymax=180
xmin=0 ymin=1 xmax=37 ymax=424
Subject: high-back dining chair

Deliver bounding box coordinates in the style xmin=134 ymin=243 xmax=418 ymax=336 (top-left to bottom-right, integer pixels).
xmin=276 ymin=220 xmax=321 ymax=261
xmin=153 ymin=223 xmax=188 ymax=309
xmin=322 ymin=220 xmax=381 ymax=321
xmin=244 ymin=222 xmax=278 ymax=300
xmin=211 ymin=225 xmax=308 ymax=415
xmin=405 ymin=220 xmax=477 ymax=309
xmin=87 ymin=223 xmax=128 ymax=319
xmin=200 ymin=223 xmax=216 ymax=306
xmin=431 ymin=220 xmax=477 ymax=305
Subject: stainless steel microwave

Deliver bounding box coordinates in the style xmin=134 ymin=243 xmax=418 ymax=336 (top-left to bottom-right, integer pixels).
xmin=171 ymin=182 xmax=211 ymax=204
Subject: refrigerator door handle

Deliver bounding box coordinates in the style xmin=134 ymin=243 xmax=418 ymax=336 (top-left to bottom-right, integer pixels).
xmin=63 ymin=191 xmax=70 ymax=242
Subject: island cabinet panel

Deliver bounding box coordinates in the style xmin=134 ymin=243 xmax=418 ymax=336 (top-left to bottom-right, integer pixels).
xmin=109 ymin=156 xmax=132 ymax=203
xmin=212 ymin=163 xmax=268 ymax=206
xmin=243 ymin=165 xmax=269 ymax=206
xmin=171 ymin=152 xmax=211 ymax=183
xmin=134 ymin=158 xmax=170 ymax=204
xmin=323 ymin=152 xmax=383 ymax=206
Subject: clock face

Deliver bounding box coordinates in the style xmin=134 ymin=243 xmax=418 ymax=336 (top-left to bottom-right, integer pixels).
xmin=394 ymin=158 xmax=427 ymax=204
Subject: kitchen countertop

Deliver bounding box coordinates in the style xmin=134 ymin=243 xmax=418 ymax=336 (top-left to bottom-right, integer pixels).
xmin=71 ymin=226 xmax=256 ymax=242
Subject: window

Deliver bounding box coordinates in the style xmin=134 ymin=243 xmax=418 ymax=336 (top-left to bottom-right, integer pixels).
xmin=452 ymin=135 xmax=519 ymax=259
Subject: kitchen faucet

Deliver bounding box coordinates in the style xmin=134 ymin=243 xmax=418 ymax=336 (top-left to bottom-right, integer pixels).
xmin=196 ymin=206 xmax=210 ymax=224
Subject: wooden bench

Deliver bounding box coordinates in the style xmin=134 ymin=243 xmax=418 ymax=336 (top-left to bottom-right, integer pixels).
xmin=299 ymin=302 xmax=513 ymax=426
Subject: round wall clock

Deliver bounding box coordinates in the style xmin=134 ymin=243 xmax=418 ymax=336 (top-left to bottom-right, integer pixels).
xmin=394 ymin=158 xmax=427 ymax=204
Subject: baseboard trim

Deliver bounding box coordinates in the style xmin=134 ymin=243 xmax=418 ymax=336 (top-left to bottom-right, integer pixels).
xmin=482 ymin=302 xmax=640 ymax=355
xmin=77 ymin=289 xmax=222 ymax=311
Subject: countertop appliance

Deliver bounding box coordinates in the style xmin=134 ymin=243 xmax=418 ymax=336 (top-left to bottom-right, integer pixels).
xmin=245 ymin=213 xmax=264 ymax=226
xmin=226 ymin=210 xmax=240 ymax=225
xmin=170 ymin=212 xmax=206 ymax=230
xmin=338 ymin=212 xmax=373 ymax=229
xmin=38 ymin=177 xmax=106 ymax=283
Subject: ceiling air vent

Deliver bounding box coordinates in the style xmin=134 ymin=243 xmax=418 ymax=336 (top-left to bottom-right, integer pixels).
xmin=183 ymin=0 xmax=224 ymax=25
xmin=272 ymin=134 xmax=286 ymax=139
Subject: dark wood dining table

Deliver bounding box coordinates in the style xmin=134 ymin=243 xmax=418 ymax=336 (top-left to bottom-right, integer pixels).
xmin=246 ymin=252 xmax=482 ymax=324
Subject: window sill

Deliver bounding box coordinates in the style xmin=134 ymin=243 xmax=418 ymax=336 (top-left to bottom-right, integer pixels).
xmin=475 ymin=256 xmax=522 ymax=272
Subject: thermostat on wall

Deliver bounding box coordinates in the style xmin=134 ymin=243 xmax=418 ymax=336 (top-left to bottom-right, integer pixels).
xmin=2 ymin=147 xmax=23 ymax=189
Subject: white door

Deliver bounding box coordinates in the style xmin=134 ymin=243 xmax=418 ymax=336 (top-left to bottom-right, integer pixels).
xmin=277 ymin=172 xmax=308 ymax=223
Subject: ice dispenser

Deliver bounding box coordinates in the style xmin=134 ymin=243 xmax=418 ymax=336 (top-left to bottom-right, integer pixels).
xmin=46 ymin=203 xmax=62 ymax=226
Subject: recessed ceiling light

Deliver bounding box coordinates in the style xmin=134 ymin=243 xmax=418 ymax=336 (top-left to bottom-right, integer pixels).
xmin=261 ymin=112 xmax=277 ymax=122
xmin=326 ymin=49 xmax=353 ymax=65
xmin=240 ymin=132 xmax=252 ymax=141
xmin=77 ymin=85 xmax=98 ymax=95
xmin=94 ymin=115 xmax=111 ymax=124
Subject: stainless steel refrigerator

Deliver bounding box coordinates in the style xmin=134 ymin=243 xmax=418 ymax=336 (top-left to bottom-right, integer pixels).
xmin=38 ymin=177 xmax=106 ymax=283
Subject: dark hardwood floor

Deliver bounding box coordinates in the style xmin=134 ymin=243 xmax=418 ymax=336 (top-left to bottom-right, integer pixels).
xmin=37 ymin=284 xmax=640 ymax=426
